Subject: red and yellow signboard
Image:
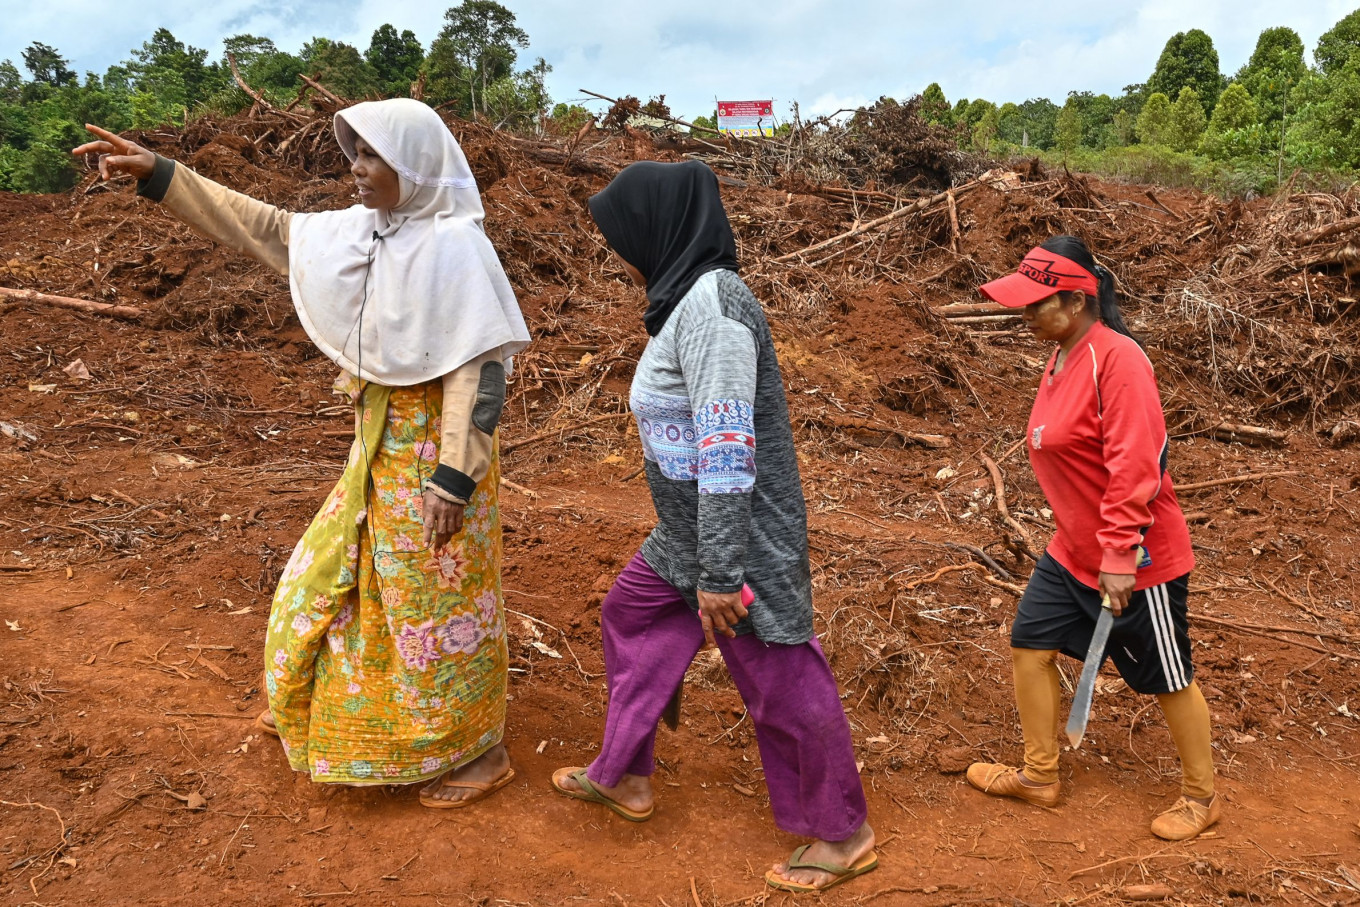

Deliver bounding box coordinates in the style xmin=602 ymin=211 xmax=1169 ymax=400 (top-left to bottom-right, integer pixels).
xmin=717 ymin=100 xmax=775 ymax=137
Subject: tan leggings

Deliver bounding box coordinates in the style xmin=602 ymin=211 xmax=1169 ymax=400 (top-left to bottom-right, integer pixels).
xmin=1011 ymin=647 xmax=1215 ymax=798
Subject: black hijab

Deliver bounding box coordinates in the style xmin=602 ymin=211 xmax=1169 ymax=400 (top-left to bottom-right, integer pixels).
xmin=587 ymin=160 xmax=740 ymax=336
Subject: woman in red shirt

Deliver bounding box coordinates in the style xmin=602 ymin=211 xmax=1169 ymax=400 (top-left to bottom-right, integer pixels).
xmin=965 ymin=236 xmax=1219 ymax=841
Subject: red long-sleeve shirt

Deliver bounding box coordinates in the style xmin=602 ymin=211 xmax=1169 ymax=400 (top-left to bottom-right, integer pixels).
xmin=1026 ymin=322 xmax=1194 ymax=590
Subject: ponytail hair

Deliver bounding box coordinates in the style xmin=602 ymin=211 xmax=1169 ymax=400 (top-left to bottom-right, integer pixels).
xmin=1039 ymin=235 xmax=1140 ymax=345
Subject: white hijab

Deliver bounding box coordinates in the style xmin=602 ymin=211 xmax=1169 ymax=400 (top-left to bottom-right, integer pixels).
xmin=286 ymin=98 xmax=530 ymax=385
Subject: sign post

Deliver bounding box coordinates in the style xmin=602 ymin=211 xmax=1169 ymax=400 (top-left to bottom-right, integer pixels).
xmin=717 ymin=101 xmax=775 ymax=137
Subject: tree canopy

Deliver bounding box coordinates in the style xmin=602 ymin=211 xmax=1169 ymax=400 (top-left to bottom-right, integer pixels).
xmin=1147 ymin=29 xmax=1223 ymax=115
xmin=427 ymin=0 xmax=529 ymax=114
xmin=366 ymin=25 xmax=424 ymax=97
xmin=5 ymin=9 xmax=1360 ymax=195
xmin=1315 ymin=9 xmax=1360 ymax=76
xmin=1234 ymin=27 xmax=1306 ymax=132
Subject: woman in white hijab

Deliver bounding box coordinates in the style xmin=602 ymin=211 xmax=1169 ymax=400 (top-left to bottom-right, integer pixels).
xmin=75 ymin=99 xmax=530 ymax=808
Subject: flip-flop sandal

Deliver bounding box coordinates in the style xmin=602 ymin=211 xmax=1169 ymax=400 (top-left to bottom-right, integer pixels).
xmin=255 ymin=710 xmax=280 ymax=738
xmin=764 ymin=844 xmax=879 ymax=893
xmin=418 ymin=767 xmax=516 ymax=810
xmin=551 ymin=766 xmax=654 ymax=822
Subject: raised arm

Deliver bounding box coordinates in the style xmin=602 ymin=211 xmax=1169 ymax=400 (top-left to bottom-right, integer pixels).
xmin=74 ymin=124 xmax=291 ymax=275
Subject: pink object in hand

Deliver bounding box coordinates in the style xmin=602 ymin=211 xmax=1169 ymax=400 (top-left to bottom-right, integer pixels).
xmin=741 ymin=584 xmax=755 ymax=607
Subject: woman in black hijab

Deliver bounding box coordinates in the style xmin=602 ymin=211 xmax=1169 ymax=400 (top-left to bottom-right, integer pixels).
xmin=551 ymin=161 xmax=878 ymax=893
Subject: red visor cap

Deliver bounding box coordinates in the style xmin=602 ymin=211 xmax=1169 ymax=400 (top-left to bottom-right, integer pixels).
xmin=979 ymin=247 xmax=1100 ymax=308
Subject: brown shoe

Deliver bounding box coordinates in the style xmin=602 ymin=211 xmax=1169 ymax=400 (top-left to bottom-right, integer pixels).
xmin=966 ymin=762 xmax=1060 ymax=807
xmin=1151 ymin=794 xmax=1221 ymax=840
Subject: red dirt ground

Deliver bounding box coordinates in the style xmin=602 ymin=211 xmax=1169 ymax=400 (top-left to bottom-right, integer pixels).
xmin=1 ymin=115 xmax=1358 ymax=906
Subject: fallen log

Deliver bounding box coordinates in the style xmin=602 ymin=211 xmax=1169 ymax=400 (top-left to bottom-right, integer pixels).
xmin=815 ymin=186 xmax=905 ymax=205
xmin=1174 ymin=470 xmax=1301 ymax=494
xmin=1305 ymin=242 xmax=1360 ymax=277
xmin=0 ymin=287 xmax=143 ymax=321
xmin=298 ymin=74 xmax=345 ymax=107
xmin=1121 ymin=884 xmax=1174 ymax=902
xmin=934 ymin=302 xmax=1010 ymax=317
xmin=772 ymin=181 xmax=981 ymax=264
xmin=940 ymin=314 xmax=1020 ymax=325
xmin=1208 ymin=422 xmax=1288 ymax=447
xmin=817 ymin=413 xmax=950 ymax=449
xmin=1293 ymin=213 xmax=1360 ymax=245
xmin=497 ymin=134 xmax=620 ymax=178
xmin=228 ymin=54 xmax=306 ymax=124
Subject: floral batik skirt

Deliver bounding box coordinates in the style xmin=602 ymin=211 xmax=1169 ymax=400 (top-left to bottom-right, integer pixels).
xmin=264 ymin=376 xmax=507 ymax=784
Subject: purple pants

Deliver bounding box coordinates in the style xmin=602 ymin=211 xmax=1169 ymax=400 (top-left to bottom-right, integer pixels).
xmin=586 ymin=552 xmax=868 ymax=841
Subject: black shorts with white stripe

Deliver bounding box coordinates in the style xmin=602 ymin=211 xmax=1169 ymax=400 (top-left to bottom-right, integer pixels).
xmin=1011 ymin=552 xmax=1194 ymax=695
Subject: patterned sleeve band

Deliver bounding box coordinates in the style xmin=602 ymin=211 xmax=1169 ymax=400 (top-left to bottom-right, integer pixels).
xmin=694 ymin=398 xmax=756 ymax=494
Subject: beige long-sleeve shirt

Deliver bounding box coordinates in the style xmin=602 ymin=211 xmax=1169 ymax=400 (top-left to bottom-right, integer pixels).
xmin=139 ymin=156 xmax=497 ymax=501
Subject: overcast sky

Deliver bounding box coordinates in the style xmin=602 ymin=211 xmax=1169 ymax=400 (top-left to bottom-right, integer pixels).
xmin=3 ymin=1 xmax=1355 ymax=121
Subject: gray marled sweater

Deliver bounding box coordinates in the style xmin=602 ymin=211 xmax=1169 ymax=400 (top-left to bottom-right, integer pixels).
xmin=631 ymin=269 xmax=813 ymax=644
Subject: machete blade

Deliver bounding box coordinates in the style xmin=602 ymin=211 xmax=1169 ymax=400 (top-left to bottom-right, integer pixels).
xmin=1064 ymin=594 xmax=1115 ymax=748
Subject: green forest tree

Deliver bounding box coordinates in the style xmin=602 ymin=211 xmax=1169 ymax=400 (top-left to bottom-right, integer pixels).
xmin=301 ymin=38 xmax=380 ymax=98
xmin=920 ymin=82 xmax=951 ymax=125
xmin=1116 ymin=82 xmax=1149 ymax=119
xmin=483 ymin=56 xmax=550 ymax=130
xmin=1135 ymin=91 xmax=1175 ymax=146
xmin=1285 ymin=52 xmax=1360 ymax=170
xmin=950 ymin=98 xmax=970 ymax=128
xmin=1202 ymin=82 xmax=1262 ymax=159
xmin=0 ymin=61 xmax=24 ymax=103
xmin=1147 ymin=29 xmax=1223 ymax=115
xmin=1169 ymin=86 xmax=1207 ymax=151
xmin=1054 ymin=97 xmax=1082 ymax=160
xmin=551 ymin=101 xmax=592 ymax=133
xmin=426 ymin=0 xmax=529 ymax=114
xmin=1111 ymin=109 xmax=1136 ymax=146
xmin=122 ymin=29 xmax=221 ymax=127
xmin=219 ymin=35 xmax=306 ymax=102
xmin=1065 ymin=91 xmax=1115 ymax=147
xmin=366 ymin=25 xmax=423 ymax=97
xmin=996 ymin=102 xmax=1022 ymax=145
xmin=128 ymin=29 xmax=217 ymax=108
xmin=21 ymin=42 xmax=76 ymax=89
xmin=1019 ymin=97 xmax=1059 ymax=149
xmin=995 ymin=98 xmax=1059 ymax=149
xmin=1235 ymin=26 xmax=1305 ymax=133
xmin=961 ymin=98 xmax=994 ymax=128
xmin=972 ymin=103 xmax=999 ymax=152
xmin=1314 ymin=8 xmax=1360 ymax=76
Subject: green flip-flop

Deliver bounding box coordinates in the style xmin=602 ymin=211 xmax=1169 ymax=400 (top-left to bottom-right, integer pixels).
xmin=764 ymin=843 xmax=880 ymax=893
xmin=551 ymin=766 xmax=654 ymax=822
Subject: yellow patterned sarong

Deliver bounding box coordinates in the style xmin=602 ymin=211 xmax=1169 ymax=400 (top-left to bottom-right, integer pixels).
xmin=264 ymin=376 xmax=507 ymax=784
